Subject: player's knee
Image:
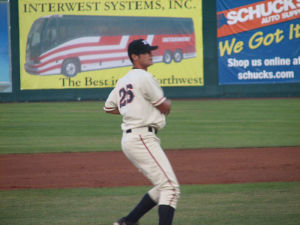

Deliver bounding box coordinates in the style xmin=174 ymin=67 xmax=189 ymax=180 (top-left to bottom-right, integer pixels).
xmin=148 ymin=186 xmax=160 ymax=203
xmin=173 ymin=185 xmax=180 ymax=202
xmin=159 ymin=184 xmax=180 ymax=208
xmin=162 ymin=181 xmax=180 ymax=198
xmin=176 ymin=185 xmax=180 ymax=200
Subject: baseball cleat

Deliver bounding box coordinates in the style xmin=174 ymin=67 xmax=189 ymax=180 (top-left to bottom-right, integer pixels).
xmin=113 ymin=217 xmax=139 ymax=225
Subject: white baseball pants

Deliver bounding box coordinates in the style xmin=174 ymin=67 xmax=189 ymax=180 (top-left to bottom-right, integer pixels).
xmin=121 ymin=127 xmax=180 ymax=208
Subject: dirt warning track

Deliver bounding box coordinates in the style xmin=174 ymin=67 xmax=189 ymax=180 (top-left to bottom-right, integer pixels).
xmin=0 ymin=147 xmax=299 ymax=190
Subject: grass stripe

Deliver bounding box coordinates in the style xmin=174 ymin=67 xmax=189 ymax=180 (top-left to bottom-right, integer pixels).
xmin=1 ymin=182 xmax=299 ymax=225
xmin=0 ymin=98 xmax=300 ymax=154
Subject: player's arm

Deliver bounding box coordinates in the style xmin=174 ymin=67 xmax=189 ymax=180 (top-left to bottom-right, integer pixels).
xmin=104 ymin=88 xmax=120 ymax=115
xmin=141 ymin=72 xmax=171 ymax=115
xmin=156 ymin=99 xmax=171 ymax=115
xmin=104 ymin=107 xmax=120 ymax=114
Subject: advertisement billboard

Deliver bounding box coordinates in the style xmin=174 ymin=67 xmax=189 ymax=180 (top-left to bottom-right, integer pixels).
xmin=19 ymin=0 xmax=203 ymax=90
xmin=217 ymin=0 xmax=300 ymax=85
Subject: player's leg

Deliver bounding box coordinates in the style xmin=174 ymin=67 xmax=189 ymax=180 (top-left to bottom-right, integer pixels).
xmin=140 ymin=134 xmax=180 ymax=207
xmin=159 ymin=205 xmax=175 ymax=225
xmin=121 ymin=133 xmax=180 ymax=225
xmin=124 ymin=193 xmax=157 ymax=223
xmin=113 ymin=133 xmax=158 ymax=224
xmin=141 ymin=136 xmax=179 ymax=225
xmin=147 ymin=187 xmax=176 ymax=225
xmin=113 ymin=192 xmax=156 ymax=225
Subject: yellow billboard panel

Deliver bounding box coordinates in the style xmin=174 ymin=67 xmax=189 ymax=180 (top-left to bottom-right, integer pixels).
xmin=19 ymin=0 xmax=203 ymax=90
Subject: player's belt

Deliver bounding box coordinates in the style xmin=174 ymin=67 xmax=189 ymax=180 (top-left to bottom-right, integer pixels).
xmin=126 ymin=126 xmax=158 ymax=134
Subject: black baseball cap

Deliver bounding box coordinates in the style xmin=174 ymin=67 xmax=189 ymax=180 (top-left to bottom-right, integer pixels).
xmin=128 ymin=39 xmax=158 ymax=57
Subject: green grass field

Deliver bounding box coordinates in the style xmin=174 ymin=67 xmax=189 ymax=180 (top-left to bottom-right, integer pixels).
xmin=0 ymin=98 xmax=300 ymax=154
xmin=1 ymin=182 xmax=300 ymax=225
xmin=1 ymin=98 xmax=300 ymax=225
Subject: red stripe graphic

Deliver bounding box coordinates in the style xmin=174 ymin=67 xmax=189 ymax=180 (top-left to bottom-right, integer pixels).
xmin=26 ymin=33 xmax=196 ymax=75
xmin=30 ymin=50 xmax=128 ymax=69
xmin=218 ymin=0 xmax=300 ymax=37
xmin=32 ymin=64 xmax=61 ymax=74
xmin=36 ymin=41 xmax=100 ymax=61
xmin=36 ymin=36 xmax=125 ymax=61
xmin=29 ymin=56 xmax=129 ymax=74
xmin=38 ymin=35 xmax=139 ymax=61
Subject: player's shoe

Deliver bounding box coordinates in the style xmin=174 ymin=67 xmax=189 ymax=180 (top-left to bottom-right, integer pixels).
xmin=113 ymin=217 xmax=139 ymax=225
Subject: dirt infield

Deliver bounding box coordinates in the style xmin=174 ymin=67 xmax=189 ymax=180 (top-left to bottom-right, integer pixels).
xmin=0 ymin=147 xmax=300 ymax=190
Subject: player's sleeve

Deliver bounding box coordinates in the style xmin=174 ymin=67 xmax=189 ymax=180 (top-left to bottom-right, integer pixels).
xmin=104 ymin=88 xmax=119 ymax=112
xmin=141 ymin=73 xmax=166 ymax=106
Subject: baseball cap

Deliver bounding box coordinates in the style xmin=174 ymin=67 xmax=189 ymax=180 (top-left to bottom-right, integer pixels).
xmin=128 ymin=39 xmax=158 ymax=57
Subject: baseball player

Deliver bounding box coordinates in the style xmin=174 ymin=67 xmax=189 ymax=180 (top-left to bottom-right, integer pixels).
xmin=104 ymin=39 xmax=180 ymax=225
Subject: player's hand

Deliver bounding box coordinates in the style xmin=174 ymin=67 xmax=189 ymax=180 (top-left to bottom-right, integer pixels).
xmin=156 ymin=99 xmax=171 ymax=115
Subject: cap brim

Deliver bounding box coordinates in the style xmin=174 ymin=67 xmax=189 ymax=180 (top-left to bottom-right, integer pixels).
xmin=149 ymin=46 xmax=158 ymax=51
xmin=139 ymin=45 xmax=158 ymax=54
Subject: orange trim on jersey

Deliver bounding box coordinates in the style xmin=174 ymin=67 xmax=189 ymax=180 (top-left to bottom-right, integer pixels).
xmin=153 ymin=97 xmax=166 ymax=106
xmin=104 ymin=106 xmax=118 ymax=111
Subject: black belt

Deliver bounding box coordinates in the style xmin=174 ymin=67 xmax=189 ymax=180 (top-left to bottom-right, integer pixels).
xmin=126 ymin=126 xmax=158 ymax=134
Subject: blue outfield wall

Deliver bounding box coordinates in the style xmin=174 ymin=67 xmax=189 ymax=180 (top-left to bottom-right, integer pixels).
xmin=0 ymin=0 xmax=300 ymax=102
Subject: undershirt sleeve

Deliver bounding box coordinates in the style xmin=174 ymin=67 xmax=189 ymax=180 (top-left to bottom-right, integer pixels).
xmin=104 ymin=88 xmax=118 ymax=111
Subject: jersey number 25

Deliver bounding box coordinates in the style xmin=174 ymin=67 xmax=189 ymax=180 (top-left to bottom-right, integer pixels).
xmin=119 ymin=84 xmax=134 ymax=108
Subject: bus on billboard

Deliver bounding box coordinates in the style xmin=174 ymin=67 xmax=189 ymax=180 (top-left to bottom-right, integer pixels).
xmin=25 ymin=15 xmax=196 ymax=77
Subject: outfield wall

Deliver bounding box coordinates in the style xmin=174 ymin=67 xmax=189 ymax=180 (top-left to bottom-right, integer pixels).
xmin=0 ymin=0 xmax=300 ymax=102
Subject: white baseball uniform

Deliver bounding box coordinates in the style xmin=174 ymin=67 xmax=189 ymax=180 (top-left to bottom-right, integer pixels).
xmin=104 ymin=68 xmax=180 ymax=208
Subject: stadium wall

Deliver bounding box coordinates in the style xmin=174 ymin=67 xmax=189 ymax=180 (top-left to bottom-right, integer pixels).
xmin=0 ymin=0 xmax=299 ymax=102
